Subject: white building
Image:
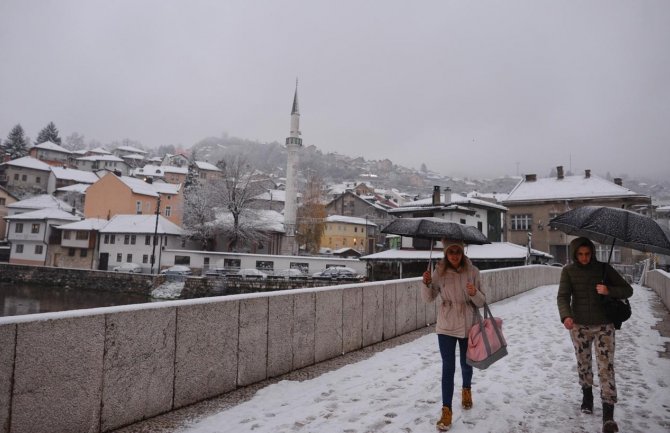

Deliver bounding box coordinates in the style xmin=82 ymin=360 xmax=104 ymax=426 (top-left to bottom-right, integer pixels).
xmin=98 ymin=214 xmax=184 ymax=273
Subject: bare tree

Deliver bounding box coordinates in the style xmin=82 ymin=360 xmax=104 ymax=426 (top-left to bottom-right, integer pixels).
xmin=181 ymin=182 xmax=218 ymax=250
xmin=212 ymin=154 xmax=271 ymax=251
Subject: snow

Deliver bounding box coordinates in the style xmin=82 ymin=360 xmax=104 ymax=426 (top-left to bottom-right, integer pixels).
xmin=195 ymin=161 xmax=221 ymax=171
xmin=151 ymin=281 xmax=185 ymax=299
xmin=115 ymin=145 xmax=147 ymax=154
xmin=7 ymin=194 xmax=74 ymax=212
xmin=76 ymin=155 xmax=124 ymax=162
xmin=56 ymin=183 xmax=90 ymax=193
xmin=100 ymin=214 xmax=183 ymax=235
xmin=31 ymin=141 xmax=72 ymax=153
xmin=505 ymin=174 xmax=643 ymax=202
xmin=118 ymin=175 xmax=159 ymax=197
xmin=1 ymin=156 xmax=51 ymax=171
xmin=50 ymin=166 xmax=100 ymax=183
xmin=4 ymin=207 xmax=80 ymax=221
xmin=175 ymin=284 xmax=670 ymax=433
xmin=56 ymin=217 xmax=109 ymax=231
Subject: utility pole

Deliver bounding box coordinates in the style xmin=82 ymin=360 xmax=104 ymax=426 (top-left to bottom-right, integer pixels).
xmin=150 ymin=196 xmax=161 ymax=274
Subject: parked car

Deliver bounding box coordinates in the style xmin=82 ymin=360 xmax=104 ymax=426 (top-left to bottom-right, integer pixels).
xmin=313 ymin=266 xmax=363 ymax=280
xmin=237 ymin=268 xmax=268 ymax=279
xmin=275 ymin=268 xmax=307 ymax=279
xmin=160 ymin=265 xmax=192 ymax=276
xmin=112 ymin=262 xmax=143 ymax=273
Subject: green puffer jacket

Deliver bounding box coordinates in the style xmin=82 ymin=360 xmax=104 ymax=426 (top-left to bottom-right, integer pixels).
xmin=557 ymin=237 xmax=633 ymax=326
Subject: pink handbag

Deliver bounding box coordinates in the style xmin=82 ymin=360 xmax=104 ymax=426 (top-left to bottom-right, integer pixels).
xmin=466 ymin=302 xmax=508 ymax=370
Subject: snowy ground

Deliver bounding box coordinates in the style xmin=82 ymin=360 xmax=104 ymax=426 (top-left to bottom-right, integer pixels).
xmin=175 ymin=284 xmax=670 ymax=433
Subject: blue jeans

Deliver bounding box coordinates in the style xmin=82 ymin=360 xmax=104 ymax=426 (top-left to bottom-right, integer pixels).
xmin=438 ymin=334 xmax=473 ymax=408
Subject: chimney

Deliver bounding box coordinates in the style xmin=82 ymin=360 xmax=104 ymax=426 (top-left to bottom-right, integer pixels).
xmin=556 ymin=166 xmax=564 ymax=180
xmin=145 ymin=177 xmax=153 ymax=184
xmin=444 ymin=187 xmax=451 ymax=204
xmin=585 ymin=169 xmax=591 ymax=178
xmin=432 ymin=185 xmax=441 ymax=205
xmin=614 ymin=178 xmax=622 ymax=186
xmin=525 ymin=174 xmax=537 ymax=182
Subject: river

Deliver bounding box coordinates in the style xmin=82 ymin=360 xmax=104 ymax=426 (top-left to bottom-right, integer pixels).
xmin=0 ymin=282 xmax=153 ymax=317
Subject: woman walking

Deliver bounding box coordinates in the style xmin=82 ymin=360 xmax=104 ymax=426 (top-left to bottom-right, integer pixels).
xmin=557 ymin=237 xmax=633 ymax=433
xmin=422 ymin=238 xmax=486 ymax=430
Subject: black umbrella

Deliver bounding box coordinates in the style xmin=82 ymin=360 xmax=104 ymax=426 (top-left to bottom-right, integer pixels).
xmin=381 ymin=217 xmax=490 ymax=267
xmin=548 ymin=206 xmax=670 ymax=259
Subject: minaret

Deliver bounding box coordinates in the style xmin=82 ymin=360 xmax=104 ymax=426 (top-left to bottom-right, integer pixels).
xmin=282 ymin=80 xmax=302 ymax=255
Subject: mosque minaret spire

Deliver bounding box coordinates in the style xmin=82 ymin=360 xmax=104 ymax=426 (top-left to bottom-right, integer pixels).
xmin=282 ymin=79 xmax=302 ymax=255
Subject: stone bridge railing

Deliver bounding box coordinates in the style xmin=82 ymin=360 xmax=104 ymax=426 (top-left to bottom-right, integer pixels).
xmin=0 ymin=265 xmax=561 ymax=433
xmin=645 ymin=269 xmax=670 ymax=311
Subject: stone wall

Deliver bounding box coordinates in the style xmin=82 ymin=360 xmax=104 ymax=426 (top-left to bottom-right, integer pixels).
xmin=646 ymin=269 xmax=670 ymax=310
xmin=0 ymin=265 xmax=562 ymax=433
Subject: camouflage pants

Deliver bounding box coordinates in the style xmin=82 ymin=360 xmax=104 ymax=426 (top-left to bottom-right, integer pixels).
xmin=569 ymin=323 xmax=617 ymax=404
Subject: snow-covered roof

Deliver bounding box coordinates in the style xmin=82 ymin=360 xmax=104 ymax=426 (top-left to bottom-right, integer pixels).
xmin=117 ymin=176 xmax=159 ymax=197
xmin=120 ymin=153 xmax=146 ymax=160
xmin=88 ymin=147 xmax=112 ymax=155
xmin=7 ymin=194 xmax=74 ymax=212
xmin=56 ymin=183 xmax=90 ymax=193
xmin=2 ymin=156 xmax=51 ymax=171
xmin=76 ymin=155 xmax=124 ymax=162
xmin=151 ymin=182 xmax=180 ymax=195
xmin=195 ymin=161 xmax=221 ymax=171
xmin=31 ymin=141 xmax=72 ymax=154
xmin=254 ymin=189 xmax=287 ymax=202
xmin=326 ymin=215 xmax=377 ymax=226
xmin=5 ymin=208 xmax=80 ymax=222
xmin=99 ymin=214 xmax=183 ymax=235
xmin=504 ymin=174 xmax=646 ymax=203
xmin=467 ymin=191 xmax=509 ymax=203
xmin=161 ymin=165 xmax=188 ymax=175
xmin=132 ymin=165 xmax=166 ymax=177
xmin=115 ymin=145 xmax=147 ymax=154
xmin=360 ymin=242 xmax=552 ymax=261
xmin=398 ymin=193 xmax=508 ymax=211
xmin=72 ymin=149 xmax=88 ymax=156
xmin=57 ymin=218 xmax=109 ymax=231
xmin=50 ymin=167 xmax=100 ymax=183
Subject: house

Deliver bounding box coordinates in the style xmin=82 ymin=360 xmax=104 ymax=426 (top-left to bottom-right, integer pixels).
xmin=28 ymin=141 xmax=73 ymax=167
xmin=0 ymin=186 xmax=19 ymax=241
xmin=5 ymin=194 xmax=75 ymax=216
xmin=5 ymin=208 xmax=80 ymax=266
xmin=320 ymin=215 xmax=377 ymax=255
xmin=54 ymin=183 xmax=90 ymax=213
xmin=50 ymin=218 xmax=108 ymax=269
xmin=75 ymin=155 xmax=129 ymax=176
xmin=97 ymin=214 xmax=184 ymax=272
xmin=194 ymin=161 xmax=222 ymax=182
xmin=84 ymin=172 xmax=184 ymax=226
xmin=212 ymin=209 xmax=285 ymax=254
xmin=112 ymin=145 xmax=147 ymax=159
xmin=162 ymin=166 xmax=188 ymax=185
xmin=0 ymin=156 xmax=51 ymax=197
xmin=502 ymin=166 xmax=651 ymax=264
xmin=161 ymin=153 xmax=190 ymax=167
xmin=251 ymin=189 xmax=292 ymax=213
xmin=325 ymin=190 xmax=394 ymax=253
xmin=131 ymin=164 xmax=166 ymax=182
xmin=47 ymin=166 xmax=100 ymax=194
xmin=388 ymin=185 xmax=508 ymax=247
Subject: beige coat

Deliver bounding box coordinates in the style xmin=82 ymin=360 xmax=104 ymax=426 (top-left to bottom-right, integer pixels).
xmin=421 ymin=256 xmax=486 ymax=338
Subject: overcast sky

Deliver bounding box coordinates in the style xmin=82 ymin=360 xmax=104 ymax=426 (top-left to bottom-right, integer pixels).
xmin=1 ymin=1 xmax=668 ymax=179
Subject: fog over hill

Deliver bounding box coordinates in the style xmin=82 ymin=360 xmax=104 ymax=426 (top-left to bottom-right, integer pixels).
xmin=189 ymin=135 xmax=670 ymax=204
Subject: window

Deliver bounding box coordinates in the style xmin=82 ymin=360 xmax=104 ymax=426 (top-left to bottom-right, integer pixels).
xmin=142 ymin=254 xmax=149 ymax=264
xmin=13 ymin=174 xmax=19 ymax=181
xmin=145 ymin=235 xmax=151 ymax=245
xmin=104 ymin=234 xmax=109 ymax=244
xmin=130 ymin=235 xmax=136 ymax=245
xmin=116 ymin=253 xmax=122 ymax=262
xmin=595 ymin=244 xmax=621 ymax=263
xmin=0 ymin=198 xmax=5 ymax=205
xmin=76 ymin=231 xmax=88 ymax=240
xmin=68 ymin=248 xmax=76 ymax=257
xmin=175 ymin=255 xmax=191 ymax=265
xmin=124 ymin=235 xmax=130 ymax=245
xmin=15 ymin=223 xmax=23 ymax=233
xmin=35 ymin=177 xmax=41 ymax=184
xmin=164 ymin=206 xmax=171 ymax=217
xmin=16 ymin=244 xmax=24 ymax=253
xmin=110 ymin=234 xmax=115 ymax=244
xmin=31 ymin=224 xmax=40 ymax=234
xmin=21 ymin=174 xmax=27 ymax=181
xmin=35 ymin=245 xmax=43 ymax=254
xmin=80 ymin=249 xmax=87 ymax=257
xmin=511 ymin=214 xmax=532 ymax=231
xmin=460 ymin=219 xmax=466 ymax=224
xmin=136 ymin=201 xmax=142 ymax=214
xmin=477 ymin=221 xmax=483 ymax=232
xmin=126 ymin=254 xmax=132 ymax=263
xmin=63 ymin=230 xmax=72 ymax=240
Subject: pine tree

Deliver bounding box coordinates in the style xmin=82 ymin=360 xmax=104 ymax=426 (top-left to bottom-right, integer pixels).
xmin=3 ymin=124 xmax=29 ymax=158
xmin=35 ymin=121 xmax=62 ymax=145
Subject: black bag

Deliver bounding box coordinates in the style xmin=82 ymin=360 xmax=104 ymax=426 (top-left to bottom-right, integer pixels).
xmin=600 ymin=295 xmax=631 ymax=330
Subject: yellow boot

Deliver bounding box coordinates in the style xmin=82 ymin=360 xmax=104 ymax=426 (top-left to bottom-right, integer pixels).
xmin=436 ymin=406 xmax=452 ymax=431
xmin=462 ymin=387 xmax=473 ymax=410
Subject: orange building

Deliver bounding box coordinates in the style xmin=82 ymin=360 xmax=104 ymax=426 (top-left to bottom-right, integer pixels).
xmin=84 ymin=172 xmax=183 ymax=226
